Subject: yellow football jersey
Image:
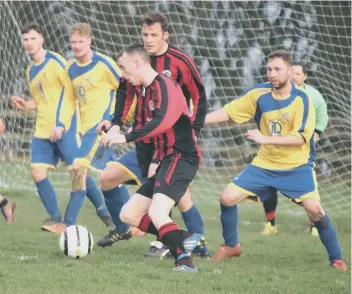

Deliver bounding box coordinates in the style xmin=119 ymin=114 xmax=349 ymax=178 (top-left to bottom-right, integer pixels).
xmin=25 ymin=51 xmax=73 ymax=138
xmin=59 ymin=51 xmax=121 ymax=135
xmin=224 ymin=82 xmax=316 ymax=170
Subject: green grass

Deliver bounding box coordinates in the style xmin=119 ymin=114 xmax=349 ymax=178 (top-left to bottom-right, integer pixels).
xmin=0 ymin=190 xmax=350 ymax=294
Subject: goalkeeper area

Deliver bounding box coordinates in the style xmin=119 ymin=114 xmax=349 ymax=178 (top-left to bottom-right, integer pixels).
xmin=0 ymin=1 xmax=350 ymax=292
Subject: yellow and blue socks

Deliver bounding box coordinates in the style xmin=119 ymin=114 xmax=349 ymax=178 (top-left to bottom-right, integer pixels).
xmin=314 ymin=214 xmax=342 ymax=263
xmin=35 ymin=178 xmax=61 ymax=222
xmin=102 ymin=185 xmax=130 ymax=234
xmin=220 ymin=204 xmax=238 ymax=247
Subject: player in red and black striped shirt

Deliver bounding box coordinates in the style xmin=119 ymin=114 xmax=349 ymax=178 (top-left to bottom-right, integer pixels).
xmin=103 ymin=44 xmax=204 ymax=273
xmin=96 ymin=11 xmax=209 ymax=256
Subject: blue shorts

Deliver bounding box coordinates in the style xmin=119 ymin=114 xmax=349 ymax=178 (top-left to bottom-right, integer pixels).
xmin=31 ymin=131 xmax=78 ymax=169
xmin=90 ymin=145 xmax=116 ymax=172
xmin=107 ymin=148 xmax=145 ymax=187
xmin=231 ymin=164 xmax=320 ymax=202
xmin=74 ymin=126 xmax=114 ymax=172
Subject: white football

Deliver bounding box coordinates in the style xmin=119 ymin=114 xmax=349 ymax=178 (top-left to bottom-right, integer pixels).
xmin=59 ymin=225 xmax=93 ymax=259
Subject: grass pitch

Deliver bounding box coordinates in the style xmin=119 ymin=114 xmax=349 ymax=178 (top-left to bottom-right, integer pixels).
xmin=0 ymin=189 xmax=350 ymax=294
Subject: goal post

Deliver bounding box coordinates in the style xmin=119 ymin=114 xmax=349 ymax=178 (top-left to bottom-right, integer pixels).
xmin=1 ymin=1 xmax=350 ymax=214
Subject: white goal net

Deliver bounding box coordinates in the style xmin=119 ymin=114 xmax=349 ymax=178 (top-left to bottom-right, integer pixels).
xmin=1 ymin=1 xmax=350 ymax=214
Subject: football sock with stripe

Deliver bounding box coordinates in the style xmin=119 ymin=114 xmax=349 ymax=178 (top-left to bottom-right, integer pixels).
xmin=138 ymin=214 xmax=192 ymax=240
xmin=263 ymin=193 xmax=278 ymax=226
xmin=159 ymin=222 xmax=194 ymax=267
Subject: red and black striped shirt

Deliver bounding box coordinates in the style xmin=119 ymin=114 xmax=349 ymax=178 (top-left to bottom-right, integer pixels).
xmin=124 ymin=74 xmax=201 ymax=163
xmin=112 ymin=44 xmax=207 ymax=133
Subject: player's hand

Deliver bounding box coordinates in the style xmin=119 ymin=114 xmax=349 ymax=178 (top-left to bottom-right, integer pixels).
xmin=11 ymin=96 xmax=26 ymax=110
xmin=49 ymin=126 xmax=65 ymax=142
xmin=96 ymin=121 xmax=112 ymax=135
xmin=101 ymin=132 xmax=126 ymax=147
xmin=100 ymin=131 xmax=116 ymax=147
xmin=108 ymin=133 xmax=127 ymax=146
xmin=0 ymin=119 xmax=6 ymax=133
xmin=107 ymin=125 xmax=121 ymax=134
xmin=314 ymin=132 xmax=320 ymax=143
xmin=127 ymin=126 xmax=133 ymax=133
xmin=245 ymin=129 xmax=266 ymax=144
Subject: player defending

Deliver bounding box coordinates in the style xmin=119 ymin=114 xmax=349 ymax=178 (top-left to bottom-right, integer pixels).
xmin=0 ymin=119 xmax=16 ymax=223
xmin=102 ymin=44 xmax=204 ymax=272
xmin=205 ymin=50 xmax=347 ymax=270
xmin=96 ymin=11 xmax=209 ymax=257
xmin=12 ymin=23 xmax=112 ymax=234
xmin=261 ymin=62 xmax=329 ymax=237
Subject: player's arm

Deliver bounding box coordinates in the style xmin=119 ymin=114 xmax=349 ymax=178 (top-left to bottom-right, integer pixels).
xmin=12 ymin=69 xmax=37 ymax=110
xmin=204 ymin=108 xmax=230 ymax=124
xmin=246 ymin=130 xmax=306 ymax=146
xmin=24 ymin=99 xmax=37 ymax=109
xmin=313 ymin=91 xmax=328 ymax=137
xmin=56 ymin=67 xmax=76 ymax=131
xmin=106 ymin=57 xmax=122 ymax=90
xmin=12 ymin=96 xmax=37 ymax=110
xmin=182 ymin=57 xmax=208 ymax=133
xmin=124 ymin=83 xmax=183 ymax=143
xmin=110 ymin=80 xmax=136 ymax=131
xmin=205 ymin=90 xmax=256 ymax=125
xmin=0 ymin=119 xmax=5 ymax=133
xmin=104 ymin=57 xmax=123 ymax=123
xmin=288 ymin=94 xmax=316 ymax=145
xmin=248 ymin=94 xmax=315 ymax=146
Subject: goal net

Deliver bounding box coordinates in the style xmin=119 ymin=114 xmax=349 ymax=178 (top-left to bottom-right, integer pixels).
xmin=1 ymin=1 xmax=350 ymax=214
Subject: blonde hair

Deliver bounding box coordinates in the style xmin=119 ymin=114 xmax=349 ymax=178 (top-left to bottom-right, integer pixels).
xmin=71 ymin=23 xmax=92 ymax=37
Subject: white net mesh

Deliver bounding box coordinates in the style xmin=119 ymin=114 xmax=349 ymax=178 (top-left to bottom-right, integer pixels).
xmin=1 ymin=1 xmax=350 ymax=214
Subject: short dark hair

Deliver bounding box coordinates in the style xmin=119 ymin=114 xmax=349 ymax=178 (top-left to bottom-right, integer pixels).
xmin=292 ymin=62 xmax=308 ymax=75
xmin=117 ymin=43 xmax=150 ymax=63
xmin=267 ymin=50 xmax=292 ymax=66
xmin=21 ymin=23 xmax=43 ymax=35
xmin=142 ymin=11 xmax=168 ymax=32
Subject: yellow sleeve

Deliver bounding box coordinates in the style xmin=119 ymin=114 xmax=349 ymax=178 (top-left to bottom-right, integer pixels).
xmin=25 ymin=66 xmax=35 ymax=100
xmin=56 ymin=63 xmax=77 ymax=130
xmin=290 ymin=94 xmax=316 ymax=142
xmin=106 ymin=57 xmax=121 ymax=90
xmin=124 ymin=96 xmax=137 ymax=124
xmin=224 ymin=90 xmax=257 ymax=123
xmin=55 ymin=53 xmax=67 ymax=65
xmin=25 ymin=67 xmax=30 ymax=88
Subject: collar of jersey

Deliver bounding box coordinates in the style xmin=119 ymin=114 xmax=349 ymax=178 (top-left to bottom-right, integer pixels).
xmin=32 ymin=50 xmax=49 ymax=66
xmin=271 ymin=81 xmax=296 ymax=100
xmin=75 ymin=51 xmax=96 ymax=67
xmin=150 ymin=44 xmax=169 ymax=58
